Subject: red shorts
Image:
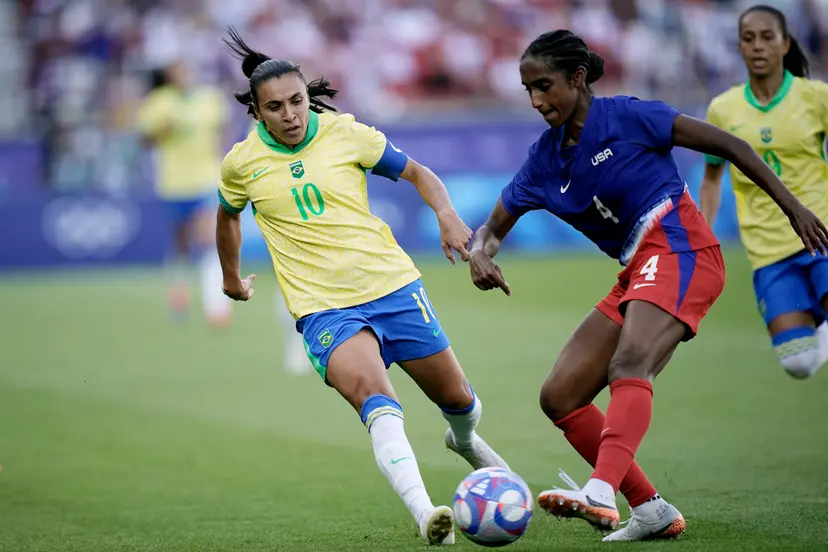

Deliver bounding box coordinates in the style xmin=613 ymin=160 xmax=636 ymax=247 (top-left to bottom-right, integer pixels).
xmin=597 ymin=193 xmax=726 ymax=340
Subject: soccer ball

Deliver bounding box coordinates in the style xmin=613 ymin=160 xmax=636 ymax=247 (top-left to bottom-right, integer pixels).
xmin=452 ymin=467 xmax=533 ymax=547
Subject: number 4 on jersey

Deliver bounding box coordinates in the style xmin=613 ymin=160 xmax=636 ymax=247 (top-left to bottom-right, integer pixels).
xmin=640 ymin=255 xmax=659 ymax=281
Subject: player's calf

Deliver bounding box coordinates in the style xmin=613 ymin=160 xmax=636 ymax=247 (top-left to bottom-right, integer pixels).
xmin=773 ymin=326 xmax=826 ymax=379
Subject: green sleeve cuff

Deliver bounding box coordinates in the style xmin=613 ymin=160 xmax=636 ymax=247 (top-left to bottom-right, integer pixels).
xmin=704 ymin=154 xmax=725 ymax=167
xmin=218 ymin=189 xmax=245 ymax=214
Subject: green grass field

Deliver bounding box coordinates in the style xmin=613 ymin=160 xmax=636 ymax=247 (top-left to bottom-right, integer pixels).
xmin=2 ymin=249 xmax=827 ymax=551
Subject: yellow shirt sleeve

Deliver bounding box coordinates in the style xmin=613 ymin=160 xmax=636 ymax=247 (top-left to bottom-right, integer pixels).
xmin=349 ymin=118 xmax=389 ymax=169
xmin=704 ymin=99 xmax=726 ymax=166
xmin=218 ymin=156 xmax=248 ymax=214
xmin=813 ymin=80 xmax=828 ymax=134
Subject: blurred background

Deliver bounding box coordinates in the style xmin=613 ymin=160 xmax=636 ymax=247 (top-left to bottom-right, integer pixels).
xmin=1 ymin=0 xmax=827 ymax=268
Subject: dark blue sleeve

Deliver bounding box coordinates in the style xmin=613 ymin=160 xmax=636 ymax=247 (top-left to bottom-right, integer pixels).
xmin=500 ymin=157 xmax=539 ymax=218
xmin=371 ymin=140 xmax=409 ymax=181
xmin=620 ymin=98 xmax=680 ymax=150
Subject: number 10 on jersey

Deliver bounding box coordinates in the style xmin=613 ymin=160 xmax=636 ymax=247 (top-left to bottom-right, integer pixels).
xmin=292 ymin=183 xmax=325 ymax=220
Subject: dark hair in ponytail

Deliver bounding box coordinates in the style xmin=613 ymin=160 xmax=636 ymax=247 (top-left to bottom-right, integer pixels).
xmin=739 ymin=5 xmax=810 ymax=78
xmin=223 ymin=27 xmax=339 ymax=117
xmin=522 ymin=30 xmax=605 ymax=89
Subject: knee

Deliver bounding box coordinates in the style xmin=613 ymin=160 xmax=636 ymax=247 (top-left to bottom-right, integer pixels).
xmin=539 ymin=376 xmax=590 ymax=422
xmin=608 ymin=340 xmax=654 ymax=382
xmin=439 ymin=382 xmax=475 ymax=412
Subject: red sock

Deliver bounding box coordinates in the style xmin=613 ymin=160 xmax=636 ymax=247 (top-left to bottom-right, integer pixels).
xmin=555 ymin=403 xmax=657 ymax=507
xmin=591 ymin=378 xmax=654 ymax=493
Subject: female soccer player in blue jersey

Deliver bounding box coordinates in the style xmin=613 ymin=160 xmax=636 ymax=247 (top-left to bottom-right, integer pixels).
xmin=214 ymin=29 xmax=508 ymax=546
xmin=468 ymin=29 xmax=828 ymax=541
xmin=701 ymin=5 xmax=828 ymax=380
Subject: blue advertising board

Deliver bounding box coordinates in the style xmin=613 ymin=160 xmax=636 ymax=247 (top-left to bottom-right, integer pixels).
xmin=0 ymin=119 xmax=742 ymax=269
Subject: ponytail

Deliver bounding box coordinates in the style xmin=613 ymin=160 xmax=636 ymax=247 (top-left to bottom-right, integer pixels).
xmin=224 ymin=27 xmax=338 ymax=117
xmin=784 ymin=35 xmax=810 ymax=78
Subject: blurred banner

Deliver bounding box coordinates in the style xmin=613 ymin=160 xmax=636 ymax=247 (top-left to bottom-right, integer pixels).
xmin=0 ymin=119 xmax=740 ymax=269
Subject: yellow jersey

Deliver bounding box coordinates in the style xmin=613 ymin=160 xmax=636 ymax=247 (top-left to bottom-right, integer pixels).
xmin=705 ymin=71 xmax=828 ymax=269
xmin=138 ymin=85 xmax=228 ymax=200
xmin=218 ymin=111 xmax=421 ymax=319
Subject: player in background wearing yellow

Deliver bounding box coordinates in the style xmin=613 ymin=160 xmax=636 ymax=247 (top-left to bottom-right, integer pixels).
xmin=216 ymin=30 xmax=509 ymax=545
xmin=701 ymin=5 xmax=828 ymax=379
xmin=138 ymin=60 xmax=232 ymax=327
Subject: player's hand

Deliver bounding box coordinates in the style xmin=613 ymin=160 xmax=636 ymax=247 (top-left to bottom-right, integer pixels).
xmin=787 ymin=203 xmax=828 ymax=256
xmin=437 ymin=209 xmax=472 ymax=264
xmin=223 ymin=274 xmax=256 ymax=301
xmin=469 ymin=250 xmax=511 ymax=296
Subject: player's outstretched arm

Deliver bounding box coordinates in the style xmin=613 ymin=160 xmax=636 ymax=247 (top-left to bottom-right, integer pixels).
xmin=468 ymin=198 xmax=518 ymax=295
xmin=399 ymin=159 xmax=472 ymax=264
xmin=216 ymin=206 xmax=255 ymax=301
xmin=672 ymin=114 xmax=828 ymax=255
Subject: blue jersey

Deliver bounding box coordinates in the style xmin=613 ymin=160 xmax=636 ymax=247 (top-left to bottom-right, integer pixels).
xmin=501 ymin=96 xmax=712 ymax=265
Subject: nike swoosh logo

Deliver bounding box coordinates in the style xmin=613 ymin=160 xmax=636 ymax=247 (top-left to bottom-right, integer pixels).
xmin=586 ymin=496 xmax=617 ymax=510
xmin=252 ymin=167 xmax=269 ymax=179
xmin=633 ymin=283 xmax=656 ymax=289
xmin=433 ymin=328 xmax=442 ymax=337
xmin=390 ymin=457 xmax=411 ymax=464
xmin=729 ymin=124 xmax=744 ymax=132
xmin=561 ymin=180 xmax=571 ymax=193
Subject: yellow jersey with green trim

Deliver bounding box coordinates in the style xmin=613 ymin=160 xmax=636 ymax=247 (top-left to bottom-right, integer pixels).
xmin=138 ymin=85 xmax=228 ymax=200
xmin=218 ymin=111 xmax=420 ymax=319
xmin=705 ymin=71 xmax=828 ymax=269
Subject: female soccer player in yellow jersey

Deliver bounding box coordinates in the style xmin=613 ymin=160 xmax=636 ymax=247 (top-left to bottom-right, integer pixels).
xmin=701 ymin=4 xmax=828 ymax=379
xmin=138 ymin=60 xmax=231 ymax=327
xmin=215 ymin=29 xmax=509 ymax=545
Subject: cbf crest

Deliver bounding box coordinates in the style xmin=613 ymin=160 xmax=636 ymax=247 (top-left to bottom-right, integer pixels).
xmin=760 ymin=127 xmax=773 ymax=144
xmin=289 ymin=160 xmax=305 ymax=179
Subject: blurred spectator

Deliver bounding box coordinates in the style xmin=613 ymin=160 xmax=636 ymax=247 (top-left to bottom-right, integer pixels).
xmin=2 ymin=0 xmax=826 ymax=190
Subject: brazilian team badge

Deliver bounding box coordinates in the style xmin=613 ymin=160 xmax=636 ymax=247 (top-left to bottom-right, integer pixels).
xmin=290 ymin=160 xmax=305 ymax=179
xmin=318 ymin=328 xmax=333 ymax=349
xmin=760 ymin=127 xmax=772 ymax=144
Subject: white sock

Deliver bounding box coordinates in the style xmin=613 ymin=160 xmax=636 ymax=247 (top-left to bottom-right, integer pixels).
xmin=631 ymin=493 xmax=665 ymax=517
xmin=583 ymin=478 xmax=617 ymax=509
xmin=816 ymin=322 xmax=828 ymax=365
xmin=200 ymin=250 xmax=230 ymax=318
xmin=774 ymin=328 xmax=823 ymax=379
xmin=365 ymin=401 xmax=434 ymax=524
xmin=441 ymin=392 xmax=482 ymax=447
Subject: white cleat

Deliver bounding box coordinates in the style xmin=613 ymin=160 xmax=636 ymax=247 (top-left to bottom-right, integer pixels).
xmin=444 ymin=428 xmax=510 ymax=471
xmin=602 ymin=501 xmax=686 ymax=541
xmin=419 ymin=505 xmax=455 ymax=545
xmin=537 ymin=470 xmax=620 ymax=532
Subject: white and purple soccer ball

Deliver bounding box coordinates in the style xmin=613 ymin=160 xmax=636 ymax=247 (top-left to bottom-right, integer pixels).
xmin=452 ymin=467 xmax=534 ymax=547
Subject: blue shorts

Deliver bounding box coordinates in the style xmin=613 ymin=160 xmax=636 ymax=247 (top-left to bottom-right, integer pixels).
xmin=296 ymin=279 xmax=451 ymax=383
xmin=753 ymin=250 xmax=828 ymax=326
xmin=165 ymin=196 xmax=212 ymax=226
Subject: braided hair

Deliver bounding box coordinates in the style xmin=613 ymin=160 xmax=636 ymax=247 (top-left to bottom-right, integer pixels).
xmin=522 ymin=30 xmax=605 ymax=90
xmin=224 ymin=27 xmax=338 ymax=117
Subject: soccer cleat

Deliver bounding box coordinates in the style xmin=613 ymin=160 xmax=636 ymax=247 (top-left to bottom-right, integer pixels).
xmin=602 ymin=501 xmax=686 ymax=541
xmin=444 ymin=428 xmax=510 ymax=471
xmin=419 ymin=505 xmax=455 ymax=545
xmin=537 ymin=470 xmax=620 ymax=531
